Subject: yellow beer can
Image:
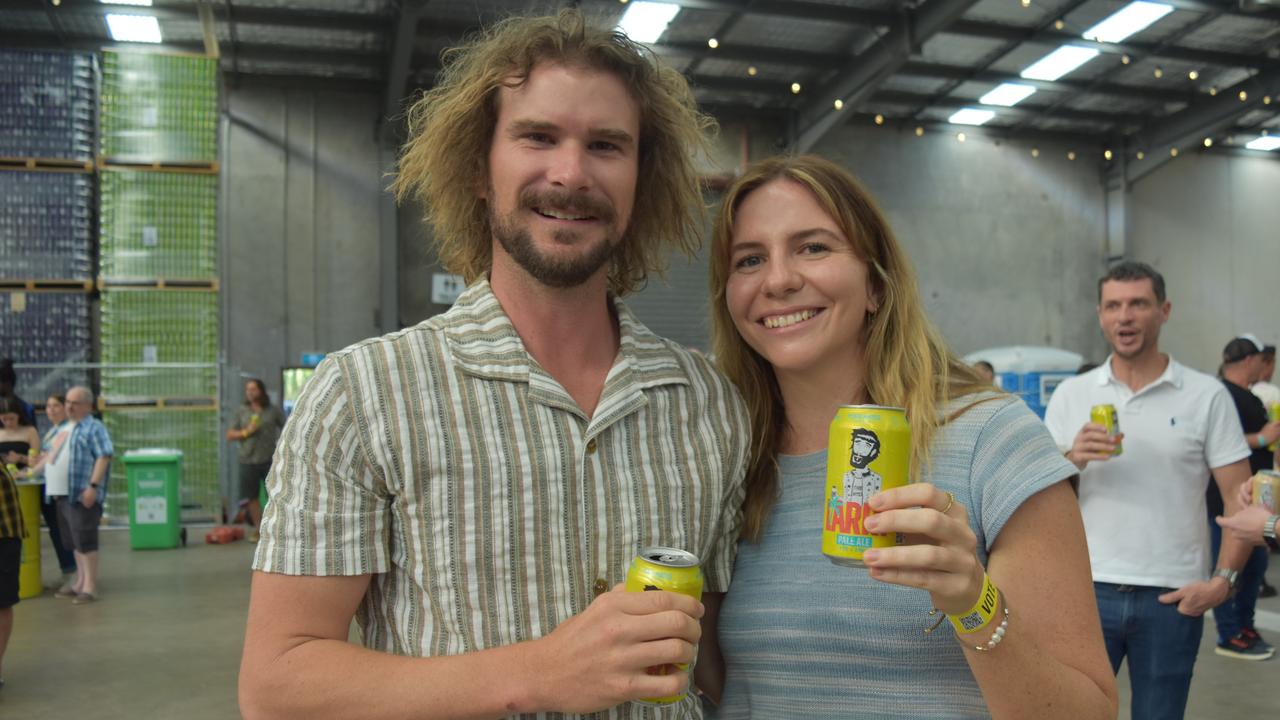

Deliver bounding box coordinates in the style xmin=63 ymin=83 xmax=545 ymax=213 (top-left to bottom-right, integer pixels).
xmin=1252 ymin=470 xmax=1280 ymax=513
xmin=822 ymin=405 xmax=909 ymax=567
xmin=1268 ymin=404 xmax=1279 ymax=453
xmin=625 ymin=547 xmax=704 ymax=706
xmin=1090 ymin=404 xmax=1123 ymax=456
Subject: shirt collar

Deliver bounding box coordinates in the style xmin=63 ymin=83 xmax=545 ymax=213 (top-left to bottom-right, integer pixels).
xmin=443 ymin=278 xmax=689 ymax=392
xmin=1098 ymin=353 xmax=1183 ymax=391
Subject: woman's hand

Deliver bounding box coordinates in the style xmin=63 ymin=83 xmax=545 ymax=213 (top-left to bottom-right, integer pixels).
xmin=861 ymin=482 xmax=985 ymax=617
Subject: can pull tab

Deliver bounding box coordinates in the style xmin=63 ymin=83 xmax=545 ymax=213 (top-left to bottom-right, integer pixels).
xmin=592 ymin=578 xmax=609 ymax=598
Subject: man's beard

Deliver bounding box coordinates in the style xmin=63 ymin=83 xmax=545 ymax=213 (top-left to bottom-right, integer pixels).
xmin=489 ymin=185 xmax=621 ymax=289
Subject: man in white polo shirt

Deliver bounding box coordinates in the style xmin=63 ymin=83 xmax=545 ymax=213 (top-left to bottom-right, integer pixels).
xmin=1045 ymin=261 xmax=1254 ymax=720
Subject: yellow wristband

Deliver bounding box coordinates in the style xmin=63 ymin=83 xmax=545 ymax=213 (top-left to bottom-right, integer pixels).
xmin=949 ymin=573 xmax=1000 ymax=634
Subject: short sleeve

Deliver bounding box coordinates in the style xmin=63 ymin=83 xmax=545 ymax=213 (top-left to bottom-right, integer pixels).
xmin=253 ymin=356 xmax=392 ymax=577
xmin=91 ymin=422 xmax=114 ymax=458
xmin=969 ymin=398 xmax=1079 ymax=551
xmin=1204 ymin=384 xmax=1250 ymax=470
xmin=701 ymin=433 xmax=748 ymax=593
xmin=1042 ymin=380 xmax=1075 ymax=453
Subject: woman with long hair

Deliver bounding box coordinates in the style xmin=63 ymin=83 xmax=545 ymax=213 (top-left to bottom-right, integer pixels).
xmin=702 ymin=155 xmax=1116 ymax=718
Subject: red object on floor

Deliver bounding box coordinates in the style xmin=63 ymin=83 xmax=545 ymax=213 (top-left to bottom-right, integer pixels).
xmin=204 ymin=526 xmax=245 ymax=544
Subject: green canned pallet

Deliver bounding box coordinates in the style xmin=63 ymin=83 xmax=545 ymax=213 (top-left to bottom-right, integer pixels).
xmin=100 ymin=169 xmax=218 ymax=280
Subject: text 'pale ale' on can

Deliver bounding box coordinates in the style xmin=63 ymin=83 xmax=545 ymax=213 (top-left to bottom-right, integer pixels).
xmin=1269 ymin=404 xmax=1279 ymax=452
xmin=1252 ymin=470 xmax=1280 ymax=513
xmin=1091 ymin=404 xmax=1123 ymax=456
xmin=625 ymin=547 xmax=704 ymax=706
xmin=822 ymin=405 xmax=909 ymax=568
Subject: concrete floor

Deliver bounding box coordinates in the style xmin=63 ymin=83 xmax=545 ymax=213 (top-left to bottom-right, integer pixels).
xmin=2 ymin=529 xmax=1279 ymax=719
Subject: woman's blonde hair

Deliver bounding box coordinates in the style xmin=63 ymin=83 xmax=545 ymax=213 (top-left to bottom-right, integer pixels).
xmin=391 ymin=9 xmax=716 ymax=296
xmin=709 ymin=155 xmax=994 ymax=542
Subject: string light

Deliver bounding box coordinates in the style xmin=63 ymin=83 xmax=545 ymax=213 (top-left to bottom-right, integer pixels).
xmin=1153 ymin=67 xmax=1163 ymax=79
xmin=747 ymin=66 xmax=758 ymax=77
xmin=1067 ymin=151 xmax=1076 ymax=160
xmin=1104 ymin=149 xmax=1113 ymax=160
xmin=1170 ymin=147 xmax=1179 ymax=157
xmin=874 ymin=114 xmax=884 ymax=125
xmin=1121 ymin=54 xmax=1131 ymax=65
xmin=1188 ymin=70 xmax=1199 ymax=80
xmin=791 ymin=82 xmax=802 ymax=94
xmin=1239 ymin=90 xmax=1248 ymax=102
xmin=915 ymin=126 xmax=924 ymax=137
xmin=1054 ymin=19 xmax=1065 ymax=30
xmin=957 ymin=132 xmax=967 ymax=143
xmin=1021 ymin=0 xmax=1031 ymax=6
xmin=708 ymin=38 xmax=719 ymax=49
xmin=1203 ymin=137 xmax=1213 ymax=147
xmin=1209 ymin=86 xmax=1218 ymax=96
xmin=1264 ymin=96 xmax=1272 ymax=105
xmin=833 ymin=99 xmax=843 ymax=110
xmin=1136 ymin=151 xmax=1145 ymax=160
xmin=1031 ymin=147 xmax=1040 ymax=157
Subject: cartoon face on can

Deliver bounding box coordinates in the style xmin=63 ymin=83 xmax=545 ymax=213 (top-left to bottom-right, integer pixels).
xmin=823 ymin=406 xmax=910 ymax=567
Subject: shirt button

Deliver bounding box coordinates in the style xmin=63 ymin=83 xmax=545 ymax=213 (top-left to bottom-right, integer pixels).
xmin=586 ymin=438 xmax=598 ymax=454
xmin=593 ymin=578 xmax=608 ymax=597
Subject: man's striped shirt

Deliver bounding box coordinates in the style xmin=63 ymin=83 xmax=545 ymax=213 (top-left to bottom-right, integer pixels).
xmin=254 ymin=279 xmax=750 ymax=719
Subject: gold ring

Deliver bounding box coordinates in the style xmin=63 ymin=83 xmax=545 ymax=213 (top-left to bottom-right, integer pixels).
xmin=939 ymin=491 xmax=955 ymax=515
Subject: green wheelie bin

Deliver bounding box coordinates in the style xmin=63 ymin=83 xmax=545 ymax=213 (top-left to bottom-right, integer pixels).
xmin=123 ymin=449 xmax=184 ymax=550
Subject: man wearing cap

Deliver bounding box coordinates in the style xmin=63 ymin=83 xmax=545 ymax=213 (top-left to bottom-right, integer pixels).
xmin=1044 ymin=261 xmax=1255 ymax=720
xmin=1207 ymin=335 xmax=1280 ymax=659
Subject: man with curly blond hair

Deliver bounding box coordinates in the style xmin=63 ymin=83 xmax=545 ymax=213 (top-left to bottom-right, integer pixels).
xmin=240 ymin=9 xmax=750 ymax=719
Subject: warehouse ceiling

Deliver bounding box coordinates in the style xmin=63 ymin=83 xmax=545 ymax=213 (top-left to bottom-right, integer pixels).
xmin=4 ymin=0 xmax=1280 ymax=173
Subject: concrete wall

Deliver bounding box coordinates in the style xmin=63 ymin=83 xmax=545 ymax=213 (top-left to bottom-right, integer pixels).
xmin=1129 ymin=152 xmax=1280 ymax=375
xmin=221 ymin=83 xmax=388 ymax=393
xmin=814 ymin=125 xmax=1111 ymax=363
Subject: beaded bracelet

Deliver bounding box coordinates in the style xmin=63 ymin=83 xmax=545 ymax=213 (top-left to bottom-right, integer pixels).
xmin=969 ymin=606 xmax=1010 ymax=652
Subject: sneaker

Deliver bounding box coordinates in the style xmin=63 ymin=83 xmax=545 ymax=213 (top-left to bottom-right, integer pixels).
xmin=1242 ymin=627 xmax=1274 ymax=653
xmin=54 ymin=586 xmax=78 ymax=599
xmin=1216 ymin=633 xmax=1275 ymax=660
xmin=71 ymin=592 xmax=98 ymax=605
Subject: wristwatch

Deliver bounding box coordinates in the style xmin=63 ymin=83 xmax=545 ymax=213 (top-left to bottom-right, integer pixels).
xmin=89 ymin=482 xmax=99 ymax=488
xmin=1265 ymin=515 xmax=1280 ymax=541
xmin=1213 ymin=567 xmax=1240 ymax=596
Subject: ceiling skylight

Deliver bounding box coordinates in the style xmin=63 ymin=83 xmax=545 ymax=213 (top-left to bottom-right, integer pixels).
xmin=1083 ymin=2 xmax=1174 ymax=44
xmin=980 ymin=83 xmax=1037 ymax=107
xmin=616 ymin=2 xmax=681 ymax=44
xmin=1245 ymin=136 xmax=1280 ymax=151
xmin=1021 ymin=46 xmax=1100 ymax=81
xmin=949 ymin=108 xmax=996 ymax=126
xmin=105 ymin=14 xmax=162 ymax=43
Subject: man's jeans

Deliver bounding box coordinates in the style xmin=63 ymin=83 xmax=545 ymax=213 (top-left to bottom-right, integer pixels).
xmin=1095 ymin=582 xmax=1203 ymax=720
xmin=1208 ymin=514 xmax=1269 ymax=643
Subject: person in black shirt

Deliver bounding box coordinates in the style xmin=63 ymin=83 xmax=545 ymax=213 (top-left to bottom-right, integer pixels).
xmin=1209 ymin=335 xmax=1280 ymax=660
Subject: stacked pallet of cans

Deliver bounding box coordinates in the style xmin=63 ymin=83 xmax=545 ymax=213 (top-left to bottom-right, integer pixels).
xmin=98 ymin=51 xmax=221 ymax=521
xmin=0 ymin=49 xmax=97 ymax=400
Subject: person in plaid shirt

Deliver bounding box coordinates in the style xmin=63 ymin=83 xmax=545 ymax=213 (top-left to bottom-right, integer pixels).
xmin=59 ymin=386 xmax=112 ymax=605
xmin=0 ymin=461 xmax=25 ymax=690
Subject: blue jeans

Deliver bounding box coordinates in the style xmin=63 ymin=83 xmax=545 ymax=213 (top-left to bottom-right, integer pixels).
xmin=1095 ymin=582 xmax=1203 ymax=720
xmin=1208 ymin=512 xmax=1268 ymax=643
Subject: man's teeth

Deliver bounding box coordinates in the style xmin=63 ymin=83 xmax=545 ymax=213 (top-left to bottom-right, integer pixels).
xmin=539 ymin=208 xmax=590 ymax=221
xmin=764 ymin=310 xmax=817 ymax=329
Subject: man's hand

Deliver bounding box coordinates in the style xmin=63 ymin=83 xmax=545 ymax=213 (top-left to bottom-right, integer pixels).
xmin=525 ymin=585 xmax=704 ymax=714
xmin=82 ymin=485 xmax=98 ymax=508
xmin=1066 ymin=423 xmax=1122 ymax=470
xmin=225 ymin=429 xmax=242 ymax=441
xmin=1216 ymin=506 xmax=1275 ymax=547
xmin=1158 ymin=579 xmax=1230 ymax=617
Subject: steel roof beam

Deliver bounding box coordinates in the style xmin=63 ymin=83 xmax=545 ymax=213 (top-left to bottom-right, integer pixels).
xmin=381 ymin=1 xmax=431 ymax=145
xmin=899 ymin=61 xmax=1195 ymax=103
xmin=872 ymin=89 xmax=1147 ymax=126
xmin=791 ymin=0 xmax=985 ymax=153
xmin=1122 ymin=65 xmax=1280 ymax=184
